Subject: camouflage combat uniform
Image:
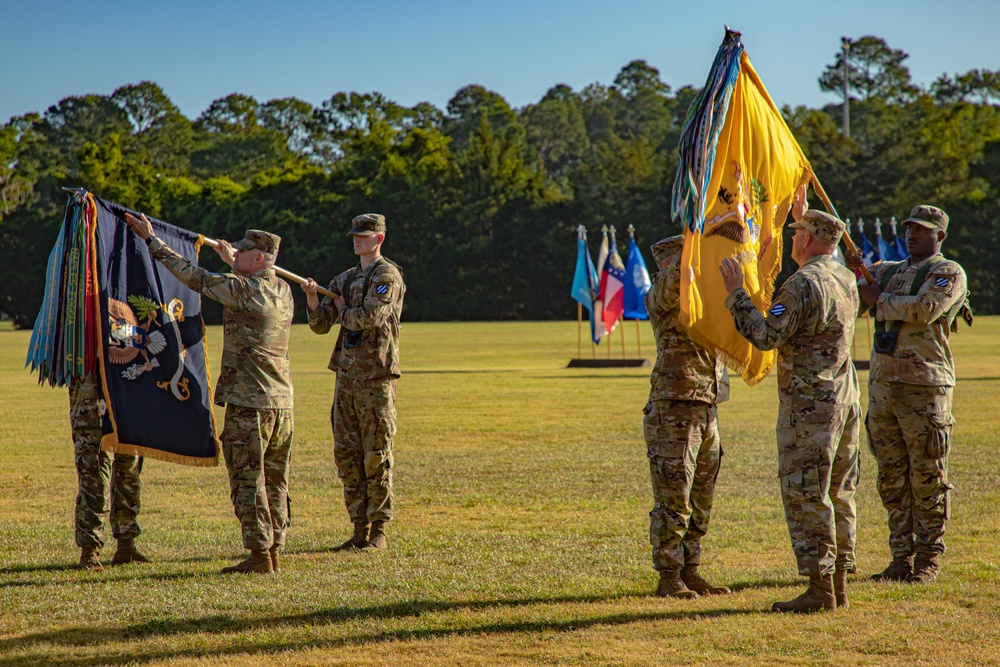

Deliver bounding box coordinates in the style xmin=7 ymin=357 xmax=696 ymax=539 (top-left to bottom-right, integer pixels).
xmin=148 ymin=234 xmax=294 ymax=552
xmin=644 ymin=245 xmax=729 ymax=572
xmin=725 ymin=254 xmax=861 ymax=578
xmin=70 ymin=372 xmax=143 ymax=549
xmin=309 ymin=256 xmax=405 ymax=526
xmin=866 ymin=253 xmax=968 ymax=559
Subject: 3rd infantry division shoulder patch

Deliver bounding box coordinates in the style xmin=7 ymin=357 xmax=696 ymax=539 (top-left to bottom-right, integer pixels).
xmin=770 ymin=303 xmax=786 ymax=317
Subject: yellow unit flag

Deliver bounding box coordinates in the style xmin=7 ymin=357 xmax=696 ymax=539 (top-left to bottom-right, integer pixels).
xmin=679 ymin=51 xmax=812 ymax=385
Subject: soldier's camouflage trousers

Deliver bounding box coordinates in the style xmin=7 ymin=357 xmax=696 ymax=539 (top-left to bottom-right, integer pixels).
xmin=70 ymin=375 xmax=142 ymax=549
xmin=643 ymin=399 xmax=722 ymax=571
xmin=332 ymin=376 xmax=396 ymax=525
xmin=776 ymin=401 xmax=860 ymax=578
xmin=221 ymin=405 xmax=293 ymax=551
xmin=867 ymin=380 xmax=954 ymax=558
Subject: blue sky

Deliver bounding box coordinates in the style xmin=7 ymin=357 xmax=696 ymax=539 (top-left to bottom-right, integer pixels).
xmin=3 ymin=0 xmax=997 ymax=123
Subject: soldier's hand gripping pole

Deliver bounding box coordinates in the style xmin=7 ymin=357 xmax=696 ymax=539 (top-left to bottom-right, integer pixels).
xmin=809 ymin=174 xmax=874 ymax=284
xmin=199 ymin=236 xmax=338 ymax=298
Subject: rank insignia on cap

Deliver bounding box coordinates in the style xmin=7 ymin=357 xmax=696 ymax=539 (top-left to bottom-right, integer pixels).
xmin=376 ymin=284 xmax=389 ymax=295
xmin=934 ymin=277 xmax=950 ymax=287
xmin=770 ymin=303 xmax=787 ymax=317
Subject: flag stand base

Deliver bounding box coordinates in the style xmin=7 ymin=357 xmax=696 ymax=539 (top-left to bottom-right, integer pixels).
xmin=567 ymin=358 xmax=650 ymax=368
xmin=853 ymin=360 xmax=870 ymax=371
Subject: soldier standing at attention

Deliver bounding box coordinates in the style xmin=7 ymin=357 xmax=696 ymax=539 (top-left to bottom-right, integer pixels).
xmin=126 ymin=213 xmax=294 ymax=575
xmin=302 ymin=214 xmax=405 ymax=552
xmin=846 ymin=205 xmax=971 ymax=584
xmin=719 ymin=189 xmax=861 ymax=613
xmin=643 ymin=235 xmax=731 ymax=599
xmin=71 ymin=371 xmax=149 ymax=571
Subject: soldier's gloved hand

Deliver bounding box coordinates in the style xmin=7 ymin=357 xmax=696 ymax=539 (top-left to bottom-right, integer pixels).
xmin=926 ymin=427 xmax=949 ymax=459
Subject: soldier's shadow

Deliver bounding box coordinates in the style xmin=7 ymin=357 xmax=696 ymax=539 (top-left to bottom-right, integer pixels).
xmin=0 ymin=594 xmax=762 ymax=667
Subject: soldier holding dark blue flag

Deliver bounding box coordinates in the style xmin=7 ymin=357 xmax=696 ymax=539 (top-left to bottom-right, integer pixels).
xmin=126 ymin=213 xmax=294 ymax=575
xmin=71 ymin=371 xmax=148 ymax=571
xmin=302 ymin=213 xmax=405 ymax=553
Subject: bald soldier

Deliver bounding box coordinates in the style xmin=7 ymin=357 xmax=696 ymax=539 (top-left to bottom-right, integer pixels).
xmin=127 ymin=214 xmax=294 ymax=574
xmin=303 ymin=213 xmax=405 ymax=552
xmin=720 ymin=194 xmax=861 ymax=613
xmin=847 ymin=205 xmax=972 ymax=584
xmin=643 ymin=235 xmax=731 ymax=599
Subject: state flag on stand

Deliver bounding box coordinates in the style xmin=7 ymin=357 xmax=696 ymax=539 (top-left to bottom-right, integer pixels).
xmin=876 ymin=222 xmax=899 ymax=261
xmin=622 ymin=235 xmax=651 ymax=320
xmin=599 ymin=232 xmax=626 ymax=333
xmin=570 ymin=230 xmax=602 ymax=344
xmin=891 ymin=222 xmax=908 ymax=260
xmin=859 ymin=229 xmax=879 ymax=265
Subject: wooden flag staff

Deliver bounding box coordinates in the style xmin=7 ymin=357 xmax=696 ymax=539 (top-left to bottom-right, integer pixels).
xmin=199 ymin=237 xmax=338 ymax=299
xmin=809 ymin=175 xmax=874 ymax=284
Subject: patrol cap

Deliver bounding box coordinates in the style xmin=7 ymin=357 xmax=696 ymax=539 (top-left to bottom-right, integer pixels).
xmin=650 ymin=235 xmax=684 ymax=271
xmin=347 ymin=213 xmax=386 ymax=237
xmin=233 ymin=229 xmax=280 ymax=255
xmin=788 ymin=209 xmax=845 ymax=244
xmin=903 ymin=205 xmax=949 ymax=232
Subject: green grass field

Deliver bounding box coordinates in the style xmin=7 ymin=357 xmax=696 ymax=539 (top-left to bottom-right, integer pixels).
xmin=1 ymin=318 xmax=999 ymax=666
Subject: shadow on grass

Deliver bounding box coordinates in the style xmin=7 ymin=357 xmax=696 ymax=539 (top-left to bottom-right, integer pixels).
xmin=727 ymin=577 xmax=806 ymax=593
xmin=0 ymin=593 xmax=762 ymax=666
xmin=0 ymin=569 xmax=209 ymax=589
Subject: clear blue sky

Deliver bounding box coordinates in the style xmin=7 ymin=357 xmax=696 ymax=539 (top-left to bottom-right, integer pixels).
xmin=3 ymin=0 xmax=997 ymax=123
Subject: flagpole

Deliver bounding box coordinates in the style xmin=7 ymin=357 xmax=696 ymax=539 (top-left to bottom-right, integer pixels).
xmin=809 ymin=174 xmax=874 ymax=284
xmin=635 ymin=319 xmax=642 ymax=359
xmin=200 ymin=237 xmax=340 ymax=298
xmin=577 ymin=303 xmax=582 ymax=358
xmin=619 ymin=317 xmax=626 ymax=357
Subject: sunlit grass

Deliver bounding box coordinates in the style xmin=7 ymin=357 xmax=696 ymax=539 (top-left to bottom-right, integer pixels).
xmin=1 ymin=318 xmax=998 ymax=666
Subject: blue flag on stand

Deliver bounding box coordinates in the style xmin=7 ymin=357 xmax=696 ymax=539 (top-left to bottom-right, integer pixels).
xmin=570 ymin=228 xmax=602 ymax=344
xmin=859 ymin=230 xmax=879 ymax=265
xmin=622 ymin=235 xmax=652 ymax=320
xmin=876 ymin=222 xmax=899 ymax=261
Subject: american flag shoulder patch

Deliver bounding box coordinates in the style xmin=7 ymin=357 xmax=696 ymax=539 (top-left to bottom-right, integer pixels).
xmin=934 ymin=276 xmax=950 ymax=287
xmin=376 ymin=284 xmax=389 ymax=295
xmin=770 ymin=303 xmax=787 ymax=317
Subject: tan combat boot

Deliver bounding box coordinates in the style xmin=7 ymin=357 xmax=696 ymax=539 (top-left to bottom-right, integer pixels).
xmin=771 ymin=574 xmax=836 ymax=613
xmin=870 ymin=555 xmax=912 ymax=582
xmin=909 ymin=553 xmax=940 ymax=584
xmin=269 ymin=545 xmax=281 ymax=573
xmin=655 ymin=568 xmax=699 ymax=599
xmin=220 ymin=549 xmax=273 ymax=574
xmin=111 ymin=539 xmax=151 ymax=565
xmin=834 ymin=569 xmax=849 ymax=609
xmin=361 ymin=521 xmax=387 ymax=551
xmin=333 ymin=523 xmax=369 ymax=552
xmin=79 ymin=547 xmax=104 ymax=572
xmin=681 ymin=565 xmax=731 ymax=595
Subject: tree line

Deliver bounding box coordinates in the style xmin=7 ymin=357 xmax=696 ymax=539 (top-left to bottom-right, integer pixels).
xmin=2 ymin=34 xmax=999 ymax=327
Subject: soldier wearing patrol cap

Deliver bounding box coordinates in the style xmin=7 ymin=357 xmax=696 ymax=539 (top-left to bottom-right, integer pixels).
xmin=720 ymin=187 xmax=861 ymax=612
xmin=302 ymin=213 xmax=406 ymax=552
xmin=126 ymin=215 xmax=295 ymax=575
xmin=643 ymin=235 xmax=732 ymax=600
xmin=846 ymin=204 xmax=972 ymax=585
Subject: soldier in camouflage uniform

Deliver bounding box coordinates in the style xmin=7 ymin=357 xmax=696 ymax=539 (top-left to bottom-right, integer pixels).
xmin=302 ymin=213 xmax=405 ymax=552
xmin=127 ymin=214 xmax=294 ymax=574
xmin=71 ymin=371 xmax=149 ymax=571
xmin=720 ymin=200 xmax=861 ymax=613
xmin=846 ymin=205 xmax=971 ymax=585
xmin=644 ymin=235 xmax=731 ymax=600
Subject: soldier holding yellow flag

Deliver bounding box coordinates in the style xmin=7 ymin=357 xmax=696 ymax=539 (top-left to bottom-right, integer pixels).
xmin=720 ymin=192 xmax=861 ymax=613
